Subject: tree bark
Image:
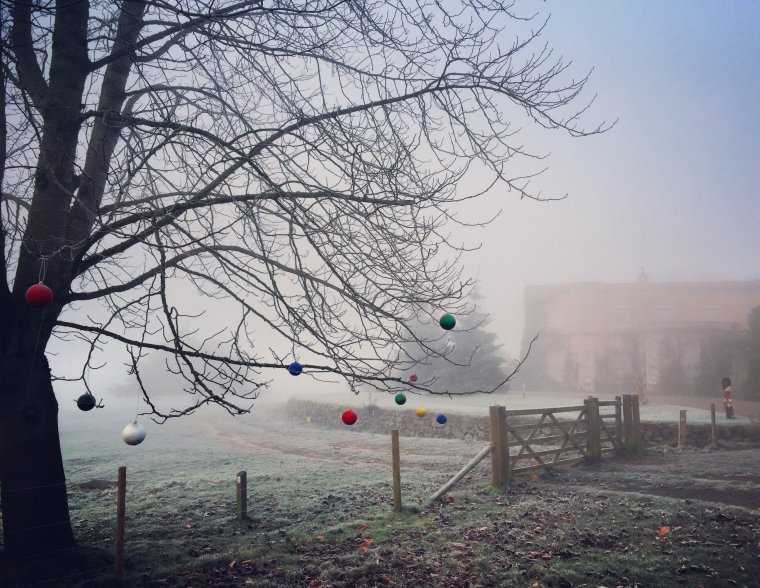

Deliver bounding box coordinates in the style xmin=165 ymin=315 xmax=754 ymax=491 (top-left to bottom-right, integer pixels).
xmin=2 ymin=1 xmax=146 ymax=557
xmin=0 ymin=302 xmax=74 ymax=557
xmin=12 ymin=0 xmax=90 ymax=292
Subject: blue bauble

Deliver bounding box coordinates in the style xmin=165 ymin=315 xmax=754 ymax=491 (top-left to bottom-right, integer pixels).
xmin=288 ymin=361 xmax=303 ymax=376
xmin=436 ymin=413 xmax=447 ymax=425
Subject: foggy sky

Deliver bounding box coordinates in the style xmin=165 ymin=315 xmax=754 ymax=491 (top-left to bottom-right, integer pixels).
xmin=468 ymin=1 xmax=760 ymax=354
xmin=52 ymin=2 xmax=760 ymax=406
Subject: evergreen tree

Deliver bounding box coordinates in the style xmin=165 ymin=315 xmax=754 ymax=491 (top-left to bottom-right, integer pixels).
xmin=406 ymin=295 xmax=515 ymax=394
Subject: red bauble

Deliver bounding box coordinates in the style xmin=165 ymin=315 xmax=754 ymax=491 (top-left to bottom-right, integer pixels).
xmin=341 ymin=409 xmax=358 ymax=426
xmin=25 ymin=283 xmax=54 ymax=307
xmin=409 ymin=373 xmax=418 ymax=383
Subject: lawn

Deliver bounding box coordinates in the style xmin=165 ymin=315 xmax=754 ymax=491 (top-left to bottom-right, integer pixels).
xmin=1 ymin=394 xmax=759 ymax=587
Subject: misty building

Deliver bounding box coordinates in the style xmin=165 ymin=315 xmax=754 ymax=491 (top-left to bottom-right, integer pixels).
xmin=520 ymin=275 xmax=760 ymax=395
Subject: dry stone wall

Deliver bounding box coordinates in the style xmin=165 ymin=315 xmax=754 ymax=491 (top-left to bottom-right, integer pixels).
xmin=286 ymin=398 xmax=492 ymax=442
xmin=640 ymin=421 xmax=760 ymax=447
xmin=286 ymin=399 xmax=760 ymax=448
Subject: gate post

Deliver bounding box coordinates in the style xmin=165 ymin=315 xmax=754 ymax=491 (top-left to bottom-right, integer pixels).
xmin=585 ymin=397 xmax=601 ymax=462
xmin=631 ymin=394 xmax=642 ymax=451
xmin=489 ymin=405 xmax=509 ymax=487
xmin=614 ymin=396 xmax=623 ymax=454
xmin=622 ymin=394 xmax=634 ymax=451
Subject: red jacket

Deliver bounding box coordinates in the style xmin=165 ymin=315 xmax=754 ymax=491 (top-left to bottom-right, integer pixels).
xmin=723 ymin=389 xmax=732 ymax=410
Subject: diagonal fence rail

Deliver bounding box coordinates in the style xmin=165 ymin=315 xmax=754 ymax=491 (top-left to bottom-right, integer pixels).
xmin=424 ymin=395 xmax=642 ymax=505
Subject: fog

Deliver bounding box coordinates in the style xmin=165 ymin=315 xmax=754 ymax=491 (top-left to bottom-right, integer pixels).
xmin=51 ymin=1 xmax=760 ymax=412
xmin=462 ymin=1 xmax=760 ymax=354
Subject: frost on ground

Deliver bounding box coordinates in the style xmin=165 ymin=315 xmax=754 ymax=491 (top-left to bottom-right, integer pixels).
xmin=3 ymin=399 xmax=760 ymax=587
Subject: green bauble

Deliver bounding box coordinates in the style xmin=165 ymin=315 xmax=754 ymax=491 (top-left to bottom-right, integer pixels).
xmin=76 ymin=393 xmax=96 ymax=411
xmin=439 ymin=313 xmax=456 ymax=330
xmin=394 ymin=393 xmax=407 ymax=405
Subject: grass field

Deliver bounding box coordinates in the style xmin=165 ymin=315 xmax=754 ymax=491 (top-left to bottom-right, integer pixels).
xmin=2 ymin=391 xmax=760 ymax=587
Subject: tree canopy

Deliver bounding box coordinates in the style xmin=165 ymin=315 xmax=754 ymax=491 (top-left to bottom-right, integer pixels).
xmin=2 ymin=0 xmax=604 ymax=416
xmin=0 ymin=0 xmax=605 ymax=556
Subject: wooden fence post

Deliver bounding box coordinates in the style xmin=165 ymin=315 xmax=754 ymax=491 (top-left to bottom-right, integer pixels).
xmin=115 ymin=466 xmax=126 ymax=579
xmin=614 ymin=396 xmax=623 ymax=454
xmin=503 ymin=406 xmax=512 ymax=483
xmin=585 ymin=397 xmax=601 ymax=462
xmin=236 ymin=471 xmax=248 ymax=521
xmin=489 ymin=405 xmax=509 ymax=487
xmin=710 ymin=403 xmax=717 ymax=448
xmin=391 ymin=430 xmax=402 ymax=512
xmin=622 ymin=394 xmax=634 ymax=451
xmin=631 ymin=394 xmax=641 ymax=450
xmin=678 ymin=410 xmax=687 ymax=448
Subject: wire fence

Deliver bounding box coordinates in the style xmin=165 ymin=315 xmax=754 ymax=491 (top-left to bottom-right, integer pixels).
xmin=0 ymin=469 xmax=125 ymax=587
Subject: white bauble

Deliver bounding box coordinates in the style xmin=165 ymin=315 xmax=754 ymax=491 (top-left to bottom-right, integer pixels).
xmin=122 ymin=421 xmax=146 ymax=446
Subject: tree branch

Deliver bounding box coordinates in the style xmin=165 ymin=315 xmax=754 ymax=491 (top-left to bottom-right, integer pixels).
xmin=10 ymin=0 xmax=48 ymax=109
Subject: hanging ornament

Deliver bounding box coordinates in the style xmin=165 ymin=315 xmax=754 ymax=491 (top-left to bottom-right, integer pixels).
xmin=415 ymin=407 xmax=426 ymax=417
xmin=25 ymin=282 xmax=54 ymax=307
xmin=341 ymin=409 xmax=358 ymax=425
xmin=436 ymin=413 xmax=448 ymax=425
xmin=288 ymin=361 xmax=303 ymax=376
xmin=409 ymin=373 xmax=418 ymax=383
xmin=76 ymin=393 xmax=96 ymax=412
xmin=122 ymin=421 xmax=146 ymax=446
xmin=439 ymin=314 xmax=456 ymax=331
xmin=394 ymin=393 xmax=407 ymax=405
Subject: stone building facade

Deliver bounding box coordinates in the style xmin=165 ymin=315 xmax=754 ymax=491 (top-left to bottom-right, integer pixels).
xmin=520 ymin=275 xmax=760 ymax=395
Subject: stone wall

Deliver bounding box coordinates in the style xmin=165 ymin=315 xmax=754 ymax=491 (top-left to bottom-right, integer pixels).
xmin=286 ymin=399 xmax=760 ymax=448
xmin=639 ymin=421 xmax=760 ymax=448
xmin=286 ymin=398 xmax=493 ymax=442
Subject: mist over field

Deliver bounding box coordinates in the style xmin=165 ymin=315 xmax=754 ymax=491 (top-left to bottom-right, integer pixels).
xmin=3 ymin=1 xmax=760 ymax=586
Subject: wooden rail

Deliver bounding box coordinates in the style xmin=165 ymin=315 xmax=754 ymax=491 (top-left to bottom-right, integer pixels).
xmin=505 ymin=395 xmax=638 ymax=479
xmin=426 ymin=442 xmax=494 ymax=506
xmin=422 ymin=396 xmax=640 ymax=506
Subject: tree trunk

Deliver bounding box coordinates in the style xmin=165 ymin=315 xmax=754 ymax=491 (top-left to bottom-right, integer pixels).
xmin=0 ymin=304 xmax=74 ymax=557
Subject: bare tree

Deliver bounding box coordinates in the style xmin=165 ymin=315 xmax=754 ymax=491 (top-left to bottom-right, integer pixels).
xmin=0 ymin=0 xmax=606 ymax=557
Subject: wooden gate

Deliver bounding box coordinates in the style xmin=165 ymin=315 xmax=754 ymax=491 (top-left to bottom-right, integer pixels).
xmin=505 ymin=396 xmax=631 ymax=476
xmin=506 ymin=402 xmax=591 ymax=473
xmin=425 ymin=395 xmax=641 ymax=505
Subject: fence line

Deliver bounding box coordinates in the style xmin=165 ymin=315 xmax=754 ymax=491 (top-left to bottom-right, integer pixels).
xmin=0 ymin=466 xmax=127 ymax=586
xmin=425 ymin=396 xmax=641 ymax=505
